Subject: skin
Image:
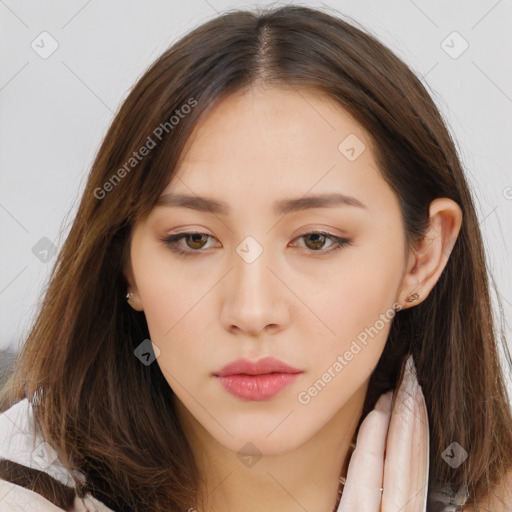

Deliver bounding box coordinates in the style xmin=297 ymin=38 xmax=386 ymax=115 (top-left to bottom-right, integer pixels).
xmin=124 ymin=85 xmax=463 ymax=512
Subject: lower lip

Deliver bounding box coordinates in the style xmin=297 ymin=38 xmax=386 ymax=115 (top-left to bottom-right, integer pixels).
xmin=215 ymin=373 xmax=301 ymax=401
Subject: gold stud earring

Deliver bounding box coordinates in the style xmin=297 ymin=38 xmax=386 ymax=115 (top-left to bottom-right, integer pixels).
xmin=406 ymin=292 xmax=420 ymax=302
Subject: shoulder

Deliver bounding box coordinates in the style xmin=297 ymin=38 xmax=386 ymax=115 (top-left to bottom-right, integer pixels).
xmin=0 ymin=398 xmax=80 ymax=488
xmin=0 ymin=478 xmax=115 ymax=511
xmin=463 ymin=470 xmax=512 ymax=512
xmin=0 ymin=399 xmax=115 ymax=512
xmin=0 ymin=478 xmax=69 ymax=511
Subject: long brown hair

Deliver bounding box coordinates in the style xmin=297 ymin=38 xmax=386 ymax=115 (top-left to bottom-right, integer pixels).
xmin=2 ymin=5 xmax=511 ymax=511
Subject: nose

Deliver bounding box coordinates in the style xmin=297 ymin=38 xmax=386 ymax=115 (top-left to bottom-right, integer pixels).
xmin=220 ymin=240 xmax=289 ymax=337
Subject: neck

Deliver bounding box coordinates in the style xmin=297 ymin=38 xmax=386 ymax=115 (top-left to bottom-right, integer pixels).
xmin=177 ymin=382 xmax=368 ymax=512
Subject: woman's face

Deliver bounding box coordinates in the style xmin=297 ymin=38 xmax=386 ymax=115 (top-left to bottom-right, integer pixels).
xmin=125 ymin=85 xmax=409 ymax=456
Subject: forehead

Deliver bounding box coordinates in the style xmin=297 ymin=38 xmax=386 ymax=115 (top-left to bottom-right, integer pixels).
xmin=162 ymin=85 xmax=392 ymax=218
xmin=176 ymin=85 xmax=369 ymax=169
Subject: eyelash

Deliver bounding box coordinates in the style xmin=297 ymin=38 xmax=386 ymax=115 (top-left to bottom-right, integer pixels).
xmin=160 ymin=230 xmax=351 ymax=256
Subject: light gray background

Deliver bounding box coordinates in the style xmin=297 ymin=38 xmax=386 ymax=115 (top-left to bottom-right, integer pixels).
xmin=1 ymin=1 xmax=511 ymax=382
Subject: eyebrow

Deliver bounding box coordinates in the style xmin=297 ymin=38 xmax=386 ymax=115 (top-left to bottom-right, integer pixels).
xmin=156 ymin=192 xmax=368 ymax=216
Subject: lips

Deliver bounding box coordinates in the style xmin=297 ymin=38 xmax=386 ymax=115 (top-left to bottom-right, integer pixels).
xmin=213 ymin=356 xmax=303 ymax=377
xmin=213 ymin=357 xmax=303 ymax=401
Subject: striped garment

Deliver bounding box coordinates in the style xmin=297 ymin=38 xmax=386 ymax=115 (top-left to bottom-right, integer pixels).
xmin=0 ymin=398 xmax=115 ymax=511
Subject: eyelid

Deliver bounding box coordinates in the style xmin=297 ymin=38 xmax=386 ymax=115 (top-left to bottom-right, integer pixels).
xmin=160 ymin=229 xmax=352 ymax=256
xmin=289 ymin=230 xmax=351 ymax=254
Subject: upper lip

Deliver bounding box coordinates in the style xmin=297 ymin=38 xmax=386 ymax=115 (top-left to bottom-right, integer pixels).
xmin=213 ymin=357 xmax=303 ymax=377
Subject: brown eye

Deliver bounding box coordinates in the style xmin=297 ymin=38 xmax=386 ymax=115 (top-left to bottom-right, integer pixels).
xmin=184 ymin=233 xmax=209 ymax=250
xmin=162 ymin=232 xmax=215 ymax=255
xmin=292 ymin=231 xmax=352 ymax=254
xmin=303 ymin=232 xmax=328 ymax=251
xmin=162 ymin=230 xmax=351 ymax=257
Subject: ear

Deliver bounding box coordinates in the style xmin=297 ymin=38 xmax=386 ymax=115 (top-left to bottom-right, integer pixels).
xmin=397 ymin=198 xmax=462 ymax=309
xmin=122 ymin=258 xmax=144 ymax=312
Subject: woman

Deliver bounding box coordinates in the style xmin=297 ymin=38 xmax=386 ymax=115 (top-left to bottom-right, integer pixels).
xmin=1 ymin=5 xmax=511 ymax=511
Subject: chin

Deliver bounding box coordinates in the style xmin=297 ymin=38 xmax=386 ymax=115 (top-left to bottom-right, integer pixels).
xmin=232 ymin=438 xmax=299 ymax=458
xmin=211 ymin=424 xmax=308 ymax=457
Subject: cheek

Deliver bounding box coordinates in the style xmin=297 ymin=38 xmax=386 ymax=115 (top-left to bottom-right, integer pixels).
xmin=140 ymin=293 xmax=206 ymax=375
xmin=130 ymin=243 xmax=197 ymax=366
xmin=305 ymin=229 xmax=404 ymax=367
xmin=132 ymin=236 xmax=200 ymax=332
xmin=293 ymin=258 xmax=403 ymax=417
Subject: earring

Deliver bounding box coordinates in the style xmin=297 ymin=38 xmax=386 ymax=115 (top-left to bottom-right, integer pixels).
xmin=406 ymin=292 xmax=420 ymax=302
xmin=125 ymin=292 xmax=133 ymax=301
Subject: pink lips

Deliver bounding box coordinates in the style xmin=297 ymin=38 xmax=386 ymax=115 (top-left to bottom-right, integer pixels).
xmin=213 ymin=357 xmax=303 ymax=401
